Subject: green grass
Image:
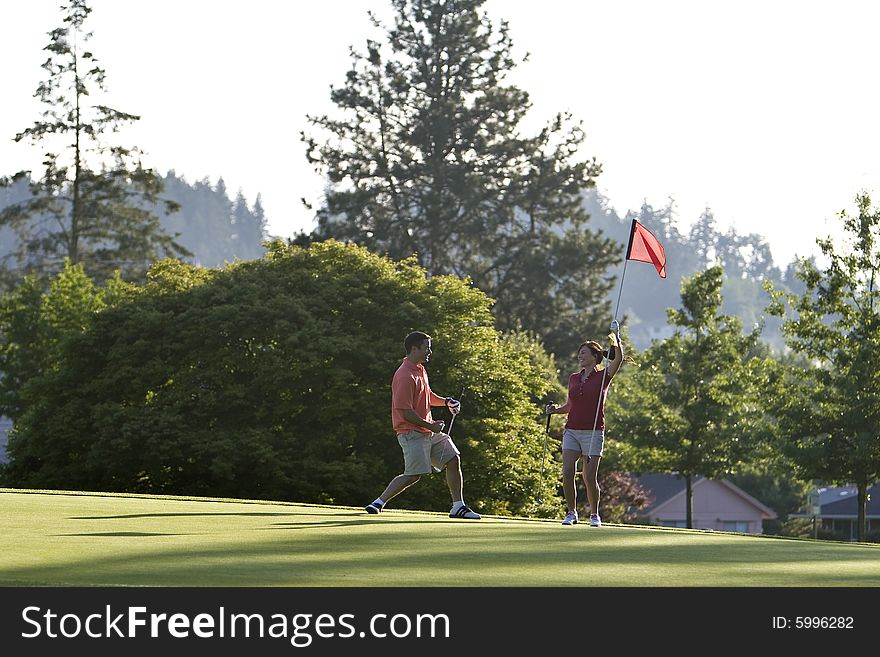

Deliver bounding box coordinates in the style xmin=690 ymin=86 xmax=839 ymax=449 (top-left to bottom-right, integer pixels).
xmin=2 ymin=488 xmax=878 ymax=587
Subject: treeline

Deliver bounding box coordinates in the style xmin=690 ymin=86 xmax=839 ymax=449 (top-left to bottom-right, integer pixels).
xmin=0 ymin=172 xmax=268 ymax=284
xmin=2 ymin=176 xmax=807 ymax=354
xmin=159 ymin=173 xmax=268 ymax=267
xmin=580 ymin=190 xmax=808 ymax=352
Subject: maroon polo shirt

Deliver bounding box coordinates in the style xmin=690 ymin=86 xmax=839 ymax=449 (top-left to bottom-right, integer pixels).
xmin=565 ymin=367 xmax=613 ymax=430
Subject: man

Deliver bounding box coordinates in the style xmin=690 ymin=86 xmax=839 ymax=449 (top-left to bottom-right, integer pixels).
xmin=364 ymin=331 xmax=481 ymax=519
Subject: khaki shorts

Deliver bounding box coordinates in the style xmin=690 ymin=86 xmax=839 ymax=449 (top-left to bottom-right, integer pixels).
xmin=562 ymin=428 xmax=605 ymax=457
xmin=397 ymin=430 xmax=460 ymax=475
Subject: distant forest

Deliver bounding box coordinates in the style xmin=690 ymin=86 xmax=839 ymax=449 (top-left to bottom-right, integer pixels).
xmin=0 ymin=171 xmax=269 ymax=273
xmin=1 ymin=173 xmax=807 ymax=352
xmin=580 ymin=190 xmax=808 ymax=352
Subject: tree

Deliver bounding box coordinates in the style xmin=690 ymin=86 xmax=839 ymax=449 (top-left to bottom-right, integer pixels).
xmin=5 ymin=240 xmax=562 ymax=516
xmin=301 ymin=0 xmax=618 ymax=358
xmin=688 ymin=208 xmax=719 ymax=267
xmin=156 ymin=172 xmax=267 ymax=267
xmin=765 ymin=192 xmax=880 ymax=541
xmin=231 ymin=191 xmax=267 ymax=261
xmin=1 ymin=171 xmax=269 ymax=277
xmin=0 ymin=259 xmax=131 ymax=424
xmin=0 ymin=0 xmax=187 ymax=282
xmin=611 ymin=266 xmax=773 ymax=527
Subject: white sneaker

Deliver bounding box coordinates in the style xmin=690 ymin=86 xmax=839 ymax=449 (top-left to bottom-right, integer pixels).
xmin=561 ymin=511 xmax=578 ymax=526
xmin=589 ymin=514 xmax=602 ymax=527
xmin=449 ymin=504 xmax=481 ymax=519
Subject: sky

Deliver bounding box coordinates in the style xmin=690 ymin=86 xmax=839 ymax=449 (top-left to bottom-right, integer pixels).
xmin=3 ymin=0 xmax=880 ymax=268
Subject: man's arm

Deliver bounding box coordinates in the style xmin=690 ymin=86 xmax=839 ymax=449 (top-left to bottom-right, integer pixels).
xmin=428 ymin=391 xmax=448 ymax=407
xmin=401 ymin=408 xmax=444 ymax=432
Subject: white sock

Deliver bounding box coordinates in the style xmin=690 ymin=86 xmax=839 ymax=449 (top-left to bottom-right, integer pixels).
xmin=451 ymin=500 xmax=465 ymax=511
xmin=374 ymin=498 xmax=385 ymax=507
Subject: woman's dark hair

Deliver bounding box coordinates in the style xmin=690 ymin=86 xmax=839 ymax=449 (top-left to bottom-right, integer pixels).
xmin=577 ymin=338 xmax=636 ymax=366
xmin=577 ymin=340 xmax=605 ymax=359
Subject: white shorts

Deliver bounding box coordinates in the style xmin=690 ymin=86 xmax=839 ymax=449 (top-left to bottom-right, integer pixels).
xmin=397 ymin=430 xmax=460 ymax=475
xmin=562 ymin=428 xmax=605 ymax=457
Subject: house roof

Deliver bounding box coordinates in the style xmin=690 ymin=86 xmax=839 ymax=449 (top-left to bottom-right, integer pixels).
xmin=801 ymin=484 xmax=880 ymax=518
xmin=636 ymin=473 xmax=692 ymax=513
xmin=635 ymin=473 xmax=777 ymax=519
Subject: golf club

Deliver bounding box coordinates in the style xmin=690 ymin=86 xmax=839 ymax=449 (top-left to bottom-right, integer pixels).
xmin=433 ymin=388 xmax=464 ymax=473
xmin=537 ymin=403 xmax=552 ymax=504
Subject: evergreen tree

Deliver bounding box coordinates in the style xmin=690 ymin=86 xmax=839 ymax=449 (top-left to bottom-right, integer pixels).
xmin=232 ymin=191 xmax=267 ymax=260
xmin=302 ymin=0 xmax=618 ymax=358
xmin=766 ymin=192 xmax=880 ymax=541
xmin=252 ymin=195 xmax=267 ymax=232
xmin=0 ymin=0 xmax=187 ymax=282
xmin=688 ymin=208 xmax=718 ymax=267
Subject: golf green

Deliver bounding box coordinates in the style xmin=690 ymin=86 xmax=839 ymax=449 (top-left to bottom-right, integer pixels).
xmin=2 ymin=489 xmax=878 ymax=586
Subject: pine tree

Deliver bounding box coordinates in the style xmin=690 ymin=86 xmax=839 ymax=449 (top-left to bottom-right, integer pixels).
xmin=0 ymin=0 xmax=188 ymax=283
xmin=302 ymin=0 xmax=618 ymax=357
xmin=232 ymin=191 xmax=267 ymax=261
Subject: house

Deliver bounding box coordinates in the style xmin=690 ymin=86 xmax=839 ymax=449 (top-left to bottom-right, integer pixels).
xmin=634 ymin=473 xmax=777 ymax=534
xmin=790 ymin=484 xmax=880 ymax=541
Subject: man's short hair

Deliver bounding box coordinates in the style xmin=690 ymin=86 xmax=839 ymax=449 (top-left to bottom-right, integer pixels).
xmin=404 ymin=331 xmax=431 ymax=354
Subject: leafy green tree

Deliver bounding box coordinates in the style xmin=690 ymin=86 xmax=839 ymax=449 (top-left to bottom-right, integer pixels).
xmin=611 ymin=266 xmax=773 ymax=527
xmin=0 ymin=0 xmax=187 ymax=282
xmin=5 ymin=240 xmax=561 ymax=516
xmin=302 ymin=0 xmax=618 ymax=358
xmin=766 ymin=192 xmax=880 ymax=541
xmin=0 ymin=259 xmax=131 ymax=423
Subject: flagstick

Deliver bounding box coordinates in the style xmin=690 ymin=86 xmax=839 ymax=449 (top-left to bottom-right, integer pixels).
xmin=587 ymin=217 xmax=665 ymax=440
xmin=612 ymin=256 xmax=630 ymax=323
xmin=585 ymin=239 xmax=632 ymax=515
xmin=590 ymin=256 xmax=629 ymax=434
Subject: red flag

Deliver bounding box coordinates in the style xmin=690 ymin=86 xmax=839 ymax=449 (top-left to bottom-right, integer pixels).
xmin=626 ymin=220 xmax=667 ymax=278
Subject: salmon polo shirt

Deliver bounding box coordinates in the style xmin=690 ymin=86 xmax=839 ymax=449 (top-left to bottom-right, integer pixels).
xmin=391 ymin=358 xmax=445 ymax=434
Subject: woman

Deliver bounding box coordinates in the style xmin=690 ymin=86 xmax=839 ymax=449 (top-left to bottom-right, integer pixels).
xmin=547 ymin=321 xmax=625 ymax=527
